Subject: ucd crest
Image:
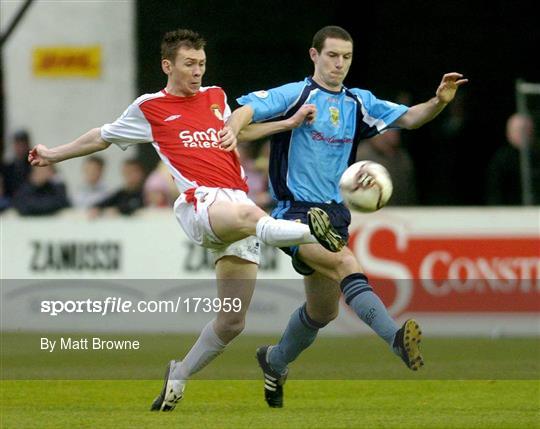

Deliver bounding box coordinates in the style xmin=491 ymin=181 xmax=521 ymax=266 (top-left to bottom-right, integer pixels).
xmin=329 ymin=106 xmax=339 ymax=127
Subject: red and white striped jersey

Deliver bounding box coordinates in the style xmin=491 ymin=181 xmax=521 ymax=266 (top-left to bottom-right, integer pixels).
xmin=101 ymin=86 xmax=248 ymax=193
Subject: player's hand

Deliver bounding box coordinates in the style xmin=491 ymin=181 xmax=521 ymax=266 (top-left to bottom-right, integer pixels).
xmin=287 ymin=104 xmax=317 ymax=129
xmin=436 ymin=73 xmax=468 ymax=104
xmin=28 ymin=144 xmax=54 ymax=166
xmin=218 ymin=126 xmax=237 ymax=152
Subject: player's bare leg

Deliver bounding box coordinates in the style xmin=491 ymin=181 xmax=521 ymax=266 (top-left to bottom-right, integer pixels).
xmin=151 ymin=256 xmax=256 ymax=411
xmin=298 ymin=243 xmax=363 ymax=283
xmin=207 ymin=201 xmax=345 ymax=252
xmin=304 ymin=272 xmax=341 ymax=325
xmin=213 ymin=256 xmax=257 ymax=343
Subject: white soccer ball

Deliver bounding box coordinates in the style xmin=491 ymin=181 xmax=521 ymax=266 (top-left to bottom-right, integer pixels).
xmin=339 ymin=161 xmax=393 ymax=212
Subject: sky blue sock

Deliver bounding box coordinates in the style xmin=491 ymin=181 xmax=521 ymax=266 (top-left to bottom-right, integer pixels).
xmin=267 ymin=303 xmax=326 ymax=374
xmin=341 ymin=273 xmax=398 ymax=346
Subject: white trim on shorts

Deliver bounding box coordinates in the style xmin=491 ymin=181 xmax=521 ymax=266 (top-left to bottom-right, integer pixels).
xmin=173 ymin=187 xmax=261 ymax=265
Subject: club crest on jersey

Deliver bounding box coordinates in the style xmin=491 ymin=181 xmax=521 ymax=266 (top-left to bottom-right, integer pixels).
xmin=210 ymin=104 xmax=223 ymax=121
xmin=329 ymin=106 xmax=340 ymax=127
xmin=253 ymin=90 xmax=269 ymax=99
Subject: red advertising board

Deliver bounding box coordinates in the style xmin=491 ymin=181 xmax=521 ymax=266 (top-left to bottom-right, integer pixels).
xmin=349 ymin=210 xmax=540 ymax=317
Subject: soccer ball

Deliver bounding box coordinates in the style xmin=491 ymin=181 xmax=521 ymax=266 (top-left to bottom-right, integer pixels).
xmin=339 ymin=161 xmax=393 ymax=212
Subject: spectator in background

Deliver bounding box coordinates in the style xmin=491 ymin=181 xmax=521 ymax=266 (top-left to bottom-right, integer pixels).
xmin=12 ymin=165 xmax=70 ymax=216
xmin=238 ymin=140 xmax=272 ymax=210
xmin=486 ymin=113 xmax=536 ymax=205
xmin=3 ymin=129 xmax=32 ymax=197
xmin=144 ymin=162 xmax=178 ymax=207
xmin=415 ymin=91 xmax=471 ymax=205
xmin=356 ymin=129 xmax=417 ymax=205
xmin=72 ymin=156 xmax=109 ymax=208
xmin=0 ymin=175 xmax=11 ymax=213
xmin=91 ymin=159 xmax=145 ymax=216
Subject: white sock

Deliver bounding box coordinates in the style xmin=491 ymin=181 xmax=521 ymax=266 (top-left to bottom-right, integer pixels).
xmin=171 ymin=319 xmax=226 ymax=381
xmin=256 ymin=216 xmax=317 ymax=247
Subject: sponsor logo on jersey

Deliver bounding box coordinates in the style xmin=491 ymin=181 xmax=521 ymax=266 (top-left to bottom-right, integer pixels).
xmin=164 ymin=114 xmax=182 ymax=122
xmin=311 ymin=131 xmax=352 ymax=144
xmin=253 ymin=90 xmax=269 ymax=99
xmin=210 ymin=104 xmax=223 ymax=121
xmin=179 ymin=128 xmax=221 ymax=148
xmin=329 ymin=106 xmax=340 ymax=127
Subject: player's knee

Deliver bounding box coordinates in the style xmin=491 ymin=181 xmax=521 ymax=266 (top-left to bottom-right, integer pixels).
xmin=236 ymin=205 xmax=265 ymax=228
xmin=334 ymin=253 xmax=362 ymax=280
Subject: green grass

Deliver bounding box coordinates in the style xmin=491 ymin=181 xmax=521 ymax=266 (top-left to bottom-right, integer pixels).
xmin=2 ymin=333 xmax=539 ymax=379
xmin=1 ymin=380 xmax=539 ymax=428
xmin=1 ymin=334 xmax=539 ymax=428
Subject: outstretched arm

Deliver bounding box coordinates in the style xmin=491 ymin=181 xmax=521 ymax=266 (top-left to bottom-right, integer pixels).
xmin=28 ymin=128 xmax=110 ymax=166
xmin=394 ymin=72 xmax=468 ymax=130
xmin=237 ymin=104 xmax=317 ymax=142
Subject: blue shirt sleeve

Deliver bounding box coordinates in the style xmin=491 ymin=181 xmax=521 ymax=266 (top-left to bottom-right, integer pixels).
xmin=236 ymin=81 xmax=305 ymax=123
xmin=350 ymin=88 xmax=408 ymax=132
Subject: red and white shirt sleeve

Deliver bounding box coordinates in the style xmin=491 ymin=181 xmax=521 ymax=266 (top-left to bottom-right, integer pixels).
xmin=100 ymin=101 xmax=154 ymax=150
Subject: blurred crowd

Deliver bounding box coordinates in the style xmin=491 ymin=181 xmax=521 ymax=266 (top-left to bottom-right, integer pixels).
xmin=0 ymin=130 xmax=179 ymax=217
xmin=0 ymin=109 xmax=538 ymax=217
xmin=0 ymin=130 xmax=274 ymax=217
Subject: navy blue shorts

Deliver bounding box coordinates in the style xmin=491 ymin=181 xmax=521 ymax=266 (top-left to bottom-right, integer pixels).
xmin=271 ymin=200 xmax=351 ymax=276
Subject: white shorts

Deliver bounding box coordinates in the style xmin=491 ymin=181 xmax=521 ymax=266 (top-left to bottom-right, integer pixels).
xmin=173 ymin=186 xmax=260 ymax=265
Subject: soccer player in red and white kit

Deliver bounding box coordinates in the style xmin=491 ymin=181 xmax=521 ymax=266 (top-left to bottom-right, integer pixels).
xmin=28 ymin=29 xmax=345 ymax=411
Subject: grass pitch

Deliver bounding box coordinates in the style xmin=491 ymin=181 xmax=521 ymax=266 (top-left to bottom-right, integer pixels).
xmin=1 ymin=333 xmax=539 ymax=428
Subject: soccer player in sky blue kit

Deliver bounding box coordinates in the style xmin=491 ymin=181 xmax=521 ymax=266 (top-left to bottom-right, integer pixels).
xmin=235 ymin=25 xmax=467 ymax=407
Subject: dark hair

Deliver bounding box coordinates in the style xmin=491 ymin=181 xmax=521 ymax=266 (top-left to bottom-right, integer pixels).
xmin=86 ymin=155 xmax=104 ymax=168
xmin=13 ymin=129 xmax=30 ymax=143
xmin=312 ymin=26 xmax=353 ymax=53
xmin=161 ymin=29 xmax=206 ymax=62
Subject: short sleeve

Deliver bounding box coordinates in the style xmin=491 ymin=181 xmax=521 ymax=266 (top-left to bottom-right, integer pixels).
xmin=101 ymin=103 xmax=154 ymax=150
xmin=351 ymin=89 xmax=408 ymax=133
xmin=236 ymin=82 xmax=305 ymax=122
xmin=223 ymin=92 xmax=232 ymax=122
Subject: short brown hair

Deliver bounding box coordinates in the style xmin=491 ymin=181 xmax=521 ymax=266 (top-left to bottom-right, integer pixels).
xmin=161 ymin=29 xmax=206 ymax=61
xmin=312 ymin=26 xmax=353 ymax=53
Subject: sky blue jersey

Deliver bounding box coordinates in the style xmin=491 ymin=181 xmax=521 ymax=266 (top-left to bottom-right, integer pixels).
xmin=237 ymin=77 xmax=408 ymax=203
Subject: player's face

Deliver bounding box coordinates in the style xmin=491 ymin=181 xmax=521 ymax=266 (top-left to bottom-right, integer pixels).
xmin=310 ymin=38 xmax=353 ymax=91
xmin=163 ymin=47 xmax=206 ymax=96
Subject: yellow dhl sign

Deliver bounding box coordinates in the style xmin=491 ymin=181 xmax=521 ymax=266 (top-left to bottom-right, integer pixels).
xmin=32 ymin=46 xmax=101 ymax=78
